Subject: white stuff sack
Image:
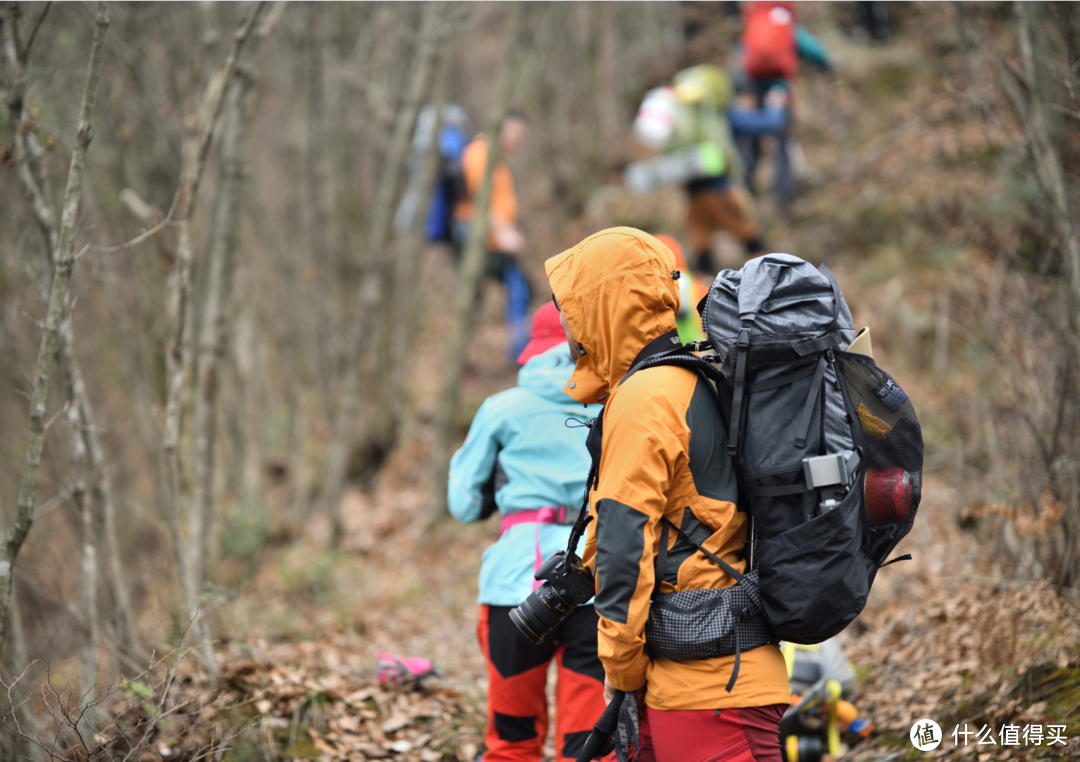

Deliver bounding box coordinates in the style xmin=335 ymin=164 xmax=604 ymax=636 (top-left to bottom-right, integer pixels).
xmin=632 ymin=86 xmax=679 ymax=151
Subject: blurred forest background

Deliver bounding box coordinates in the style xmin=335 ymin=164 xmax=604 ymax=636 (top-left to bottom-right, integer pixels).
xmin=1 ymin=1 xmax=1078 ymax=760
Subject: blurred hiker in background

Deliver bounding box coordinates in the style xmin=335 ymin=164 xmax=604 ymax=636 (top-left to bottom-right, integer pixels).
xmin=448 ymin=302 xmax=606 ymax=762
xmin=652 ymin=234 xmax=707 ymax=344
xmin=394 ymin=103 xmax=474 ymax=245
xmin=732 ymin=1 xmax=833 ymax=206
xmin=453 ymin=111 xmax=533 ymax=362
xmin=852 ymin=1 xmax=891 ymax=44
xmin=628 ymin=64 xmax=783 ymax=274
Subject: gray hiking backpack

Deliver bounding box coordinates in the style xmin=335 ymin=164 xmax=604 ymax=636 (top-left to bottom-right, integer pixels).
xmin=700 ymin=253 xmax=922 ymax=643
xmin=574 ymin=255 xmax=922 ymax=761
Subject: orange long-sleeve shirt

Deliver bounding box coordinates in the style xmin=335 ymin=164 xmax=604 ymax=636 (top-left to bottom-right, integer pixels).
xmin=454 ymin=135 xmax=518 ymax=251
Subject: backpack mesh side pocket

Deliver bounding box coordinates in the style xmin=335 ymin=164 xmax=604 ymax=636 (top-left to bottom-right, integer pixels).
xmin=837 ymin=353 xmax=923 ymax=563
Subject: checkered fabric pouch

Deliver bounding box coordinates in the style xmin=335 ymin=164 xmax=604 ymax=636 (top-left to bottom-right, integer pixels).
xmin=645 ymin=569 xmax=775 ymax=661
xmin=643 ymin=519 xmax=777 ymax=692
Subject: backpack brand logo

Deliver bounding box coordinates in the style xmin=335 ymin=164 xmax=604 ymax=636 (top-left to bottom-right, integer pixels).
xmin=872 ymin=378 xmax=908 ymax=413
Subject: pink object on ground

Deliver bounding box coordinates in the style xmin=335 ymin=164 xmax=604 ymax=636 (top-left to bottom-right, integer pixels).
xmin=376 ymin=650 xmax=442 ymax=687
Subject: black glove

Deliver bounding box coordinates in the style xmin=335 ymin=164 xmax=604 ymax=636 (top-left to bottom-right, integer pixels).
xmin=577 ymin=690 xmax=642 ymax=762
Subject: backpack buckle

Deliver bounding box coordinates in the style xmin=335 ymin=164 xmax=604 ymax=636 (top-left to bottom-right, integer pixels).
xmin=736 ymin=328 xmax=750 ymax=350
xmin=802 ymin=450 xmax=861 ymax=490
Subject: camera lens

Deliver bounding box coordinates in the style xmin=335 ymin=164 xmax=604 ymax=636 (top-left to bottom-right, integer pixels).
xmin=509 ymin=584 xmax=576 ymax=644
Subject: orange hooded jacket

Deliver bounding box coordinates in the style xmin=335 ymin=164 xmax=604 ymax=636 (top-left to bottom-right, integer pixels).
xmin=545 ymin=227 xmax=789 ymax=711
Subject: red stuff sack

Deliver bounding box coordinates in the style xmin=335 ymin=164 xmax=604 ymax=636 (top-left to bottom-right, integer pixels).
xmin=742 ymin=2 xmax=798 ymax=81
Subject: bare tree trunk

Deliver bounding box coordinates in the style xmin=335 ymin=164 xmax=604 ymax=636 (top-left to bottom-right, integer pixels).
xmin=304 ymin=2 xmax=337 ymax=417
xmin=387 ymin=52 xmax=455 ymax=440
xmin=429 ymin=2 xmax=527 ymax=520
xmin=59 ymin=317 xmax=99 ymax=703
xmin=191 ymin=60 xmax=260 ymax=596
xmin=163 ymin=2 xmax=265 ymax=674
xmin=2 ymin=3 xmax=58 ymax=258
xmin=93 ymin=426 xmax=137 ymax=657
xmin=0 ymin=0 xmax=109 ymax=656
xmin=1010 ymin=2 xmax=1080 ymax=306
xmin=232 ymin=267 xmax=264 ymax=513
xmin=4 ymin=1 xmax=139 ymax=661
xmin=596 ymin=3 xmax=622 ymax=171
xmin=280 ymin=4 xmax=325 ymax=526
xmin=323 ymin=1 xmax=445 ymax=546
xmin=55 ymin=317 xmax=140 ymax=660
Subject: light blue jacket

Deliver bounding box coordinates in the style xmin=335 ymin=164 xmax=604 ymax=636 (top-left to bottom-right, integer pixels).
xmin=448 ymin=345 xmax=601 ymax=606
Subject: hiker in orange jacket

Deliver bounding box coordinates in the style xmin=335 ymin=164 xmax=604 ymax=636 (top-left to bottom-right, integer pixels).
xmin=454 ymin=112 xmax=527 ymax=257
xmin=453 ymin=111 xmax=532 ymax=360
xmin=545 ymin=227 xmax=790 ymax=762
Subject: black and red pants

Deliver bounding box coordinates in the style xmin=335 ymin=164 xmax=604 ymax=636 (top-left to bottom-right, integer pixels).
xmin=477 ymin=604 xmax=607 ymax=762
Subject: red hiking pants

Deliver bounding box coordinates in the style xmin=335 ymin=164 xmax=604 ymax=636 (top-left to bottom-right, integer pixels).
xmin=477 ymin=604 xmax=607 ymax=762
xmin=639 ymin=704 xmax=786 ymax=762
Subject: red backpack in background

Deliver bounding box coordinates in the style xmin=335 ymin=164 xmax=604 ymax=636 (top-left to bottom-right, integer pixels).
xmin=742 ymin=2 xmax=798 ymax=81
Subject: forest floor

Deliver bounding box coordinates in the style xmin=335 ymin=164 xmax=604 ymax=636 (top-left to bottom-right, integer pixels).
xmin=21 ymin=6 xmax=1080 ymax=762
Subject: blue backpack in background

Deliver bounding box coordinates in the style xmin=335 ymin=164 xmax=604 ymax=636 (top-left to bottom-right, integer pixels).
xmin=395 ymin=104 xmax=473 ymax=244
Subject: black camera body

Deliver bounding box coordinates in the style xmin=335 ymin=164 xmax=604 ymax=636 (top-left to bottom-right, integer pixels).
xmin=509 ymin=549 xmax=595 ymax=644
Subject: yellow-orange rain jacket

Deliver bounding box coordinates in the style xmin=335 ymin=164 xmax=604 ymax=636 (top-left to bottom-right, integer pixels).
xmin=545 ymin=227 xmax=790 ymax=711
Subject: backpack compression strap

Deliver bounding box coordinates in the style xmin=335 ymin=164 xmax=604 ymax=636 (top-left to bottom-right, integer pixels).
xmin=659 ymin=516 xmax=745 ymax=583
xmin=728 ymin=318 xmax=755 ymax=456
xmin=791 ymin=265 xmax=845 ymax=449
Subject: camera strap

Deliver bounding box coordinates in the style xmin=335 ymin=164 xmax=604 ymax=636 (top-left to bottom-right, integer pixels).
xmin=565 ymin=457 xmax=597 ymax=560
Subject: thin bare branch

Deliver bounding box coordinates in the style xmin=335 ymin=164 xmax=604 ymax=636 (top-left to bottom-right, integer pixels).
xmin=20 ymin=0 xmax=50 ymax=61
xmin=76 ymin=190 xmax=181 ymax=259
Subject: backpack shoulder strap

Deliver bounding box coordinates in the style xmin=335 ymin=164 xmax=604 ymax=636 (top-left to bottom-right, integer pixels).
xmin=625 ymin=343 xmax=752 ymax=512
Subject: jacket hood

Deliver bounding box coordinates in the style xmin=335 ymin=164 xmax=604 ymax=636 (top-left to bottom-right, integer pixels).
xmin=544 ymin=227 xmax=681 ymax=404
xmin=517 ymin=343 xmax=582 ymax=404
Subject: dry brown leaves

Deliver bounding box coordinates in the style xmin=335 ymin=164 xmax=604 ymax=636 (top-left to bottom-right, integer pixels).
xmin=74 ymin=639 xmax=486 ymax=762
xmin=214 ymin=640 xmax=486 ymax=762
xmin=844 ymin=577 xmax=1080 ymax=761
